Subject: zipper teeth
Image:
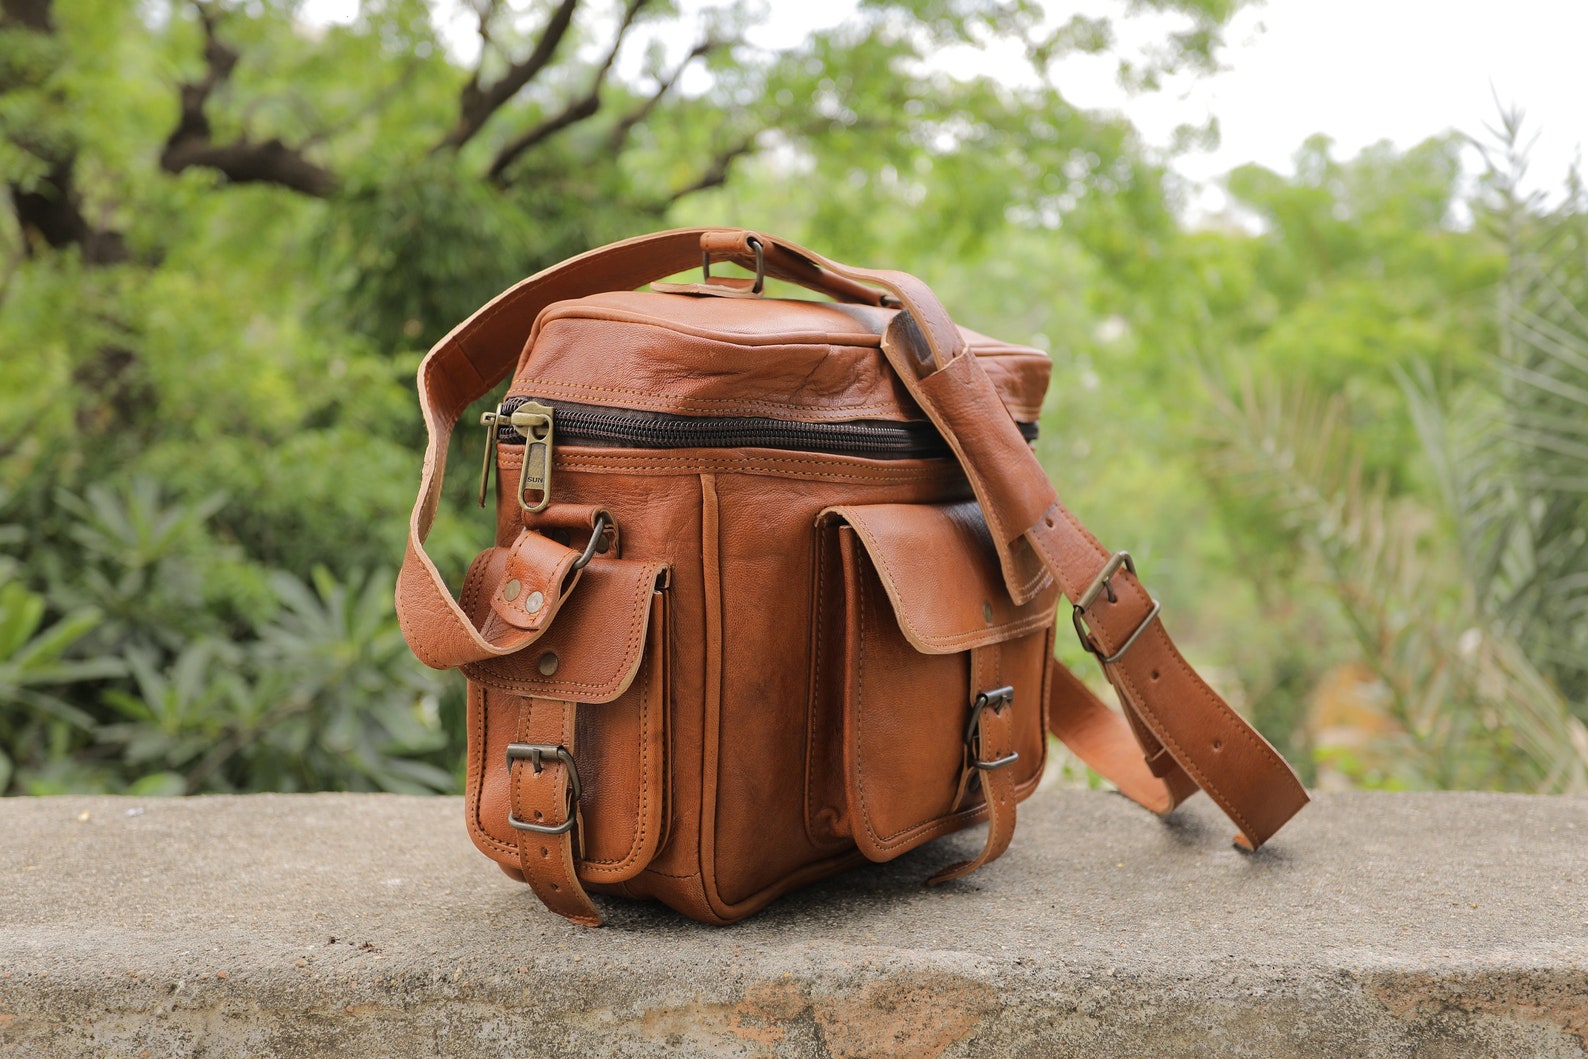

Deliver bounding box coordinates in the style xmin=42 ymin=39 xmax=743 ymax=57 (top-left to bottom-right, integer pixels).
xmin=495 ymin=396 xmax=1036 ymax=458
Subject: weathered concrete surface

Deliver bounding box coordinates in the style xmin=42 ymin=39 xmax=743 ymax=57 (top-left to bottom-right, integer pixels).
xmin=1 ymin=790 xmax=1584 ymax=1058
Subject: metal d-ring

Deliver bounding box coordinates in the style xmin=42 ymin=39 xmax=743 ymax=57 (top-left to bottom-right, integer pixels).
xmin=570 ymin=512 xmax=611 ymax=572
xmin=701 ymin=236 xmax=765 ymax=294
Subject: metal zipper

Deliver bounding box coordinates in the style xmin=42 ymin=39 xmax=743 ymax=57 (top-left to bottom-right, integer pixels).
xmin=479 ymin=396 xmax=1039 ymax=509
xmin=493 ymin=396 xmax=1036 ymax=458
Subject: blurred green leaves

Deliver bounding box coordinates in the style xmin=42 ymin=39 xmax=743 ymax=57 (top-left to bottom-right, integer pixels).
xmin=0 ymin=478 xmax=450 ymax=796
xmin=2 ymin=0 xmax=1584 ymax=800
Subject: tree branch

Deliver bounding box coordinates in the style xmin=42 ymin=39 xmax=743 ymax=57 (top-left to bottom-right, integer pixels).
xmin=3 ymin=0 xmax=129 ymax=263
xmin=10 ymin=155 xmax=130 ymax=264
xmin=159 ymin=3 xmax=339 ymax=198
xmin=435 ymin=0 xmax=580 ymax=154
xmin=663 ymin=134 xmax=757 ymax=205
xmin=606 ymin=35 xmax=718 ymax=154
xmin=486 ymin=0 xmax=652 ymax=185
xmin=1 ymin=0 xmax=51 ymax=31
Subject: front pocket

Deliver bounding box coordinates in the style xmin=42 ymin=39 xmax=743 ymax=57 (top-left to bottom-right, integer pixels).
xmin=816 ymin=502 xmax=1056 ymax=862
xmin=460 ymin=548 xmax=671 ymax=884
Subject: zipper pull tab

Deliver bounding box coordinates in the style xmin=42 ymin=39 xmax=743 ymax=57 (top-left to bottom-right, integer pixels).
xmin=477 ymin=405 xmax=505 ymax=508
xmin=510 ymin=401 xmax=555 ymax=513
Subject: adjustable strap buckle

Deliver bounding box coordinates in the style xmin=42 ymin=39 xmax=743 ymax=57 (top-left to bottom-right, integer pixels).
xmin=505 ymin=743 xmax=581 ymax=835
xmin=965 ymin=686 xmax=1019 ymax=771
xmin=1071 ymin=550 xmax=1161 ymax=666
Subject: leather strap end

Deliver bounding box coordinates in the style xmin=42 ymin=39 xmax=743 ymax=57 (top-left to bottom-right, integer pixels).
xmin=488 ymin=529 xmax=584 ymax=632
xmin=511 ymin=697 xmax=603 ymax=927
xmin=928 ymin=647 xmax=1019 ymax=886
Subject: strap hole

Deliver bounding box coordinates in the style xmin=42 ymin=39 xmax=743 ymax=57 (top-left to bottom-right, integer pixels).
xmin=550 ymin=883 xmax=560 ymax=892
xmin=1212 ymin=738 xmax=1223 ymax=752
xmin=533 ymin=810 xmax=544 ymax=821
xmin=540 ymin=847 xmax=549 ymax=858
xmin=1151 ymin=669 xmax=1160 ymax=681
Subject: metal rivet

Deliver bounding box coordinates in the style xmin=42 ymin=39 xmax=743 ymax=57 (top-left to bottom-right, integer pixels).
xmin=502 ymin=579 xmax=521 ymax=601
xmin=982 ymin=602 xmax=994 ymax=623
xmin=538 ymin=652 xmax=559 ymax=676
xmin=525 ymin=591 xmax=545 ymax=614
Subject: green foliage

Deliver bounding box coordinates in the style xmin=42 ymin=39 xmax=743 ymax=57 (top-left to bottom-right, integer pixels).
xmin=1203 ymin=376 xmax=1588 ymax=791
xmin=1406 ymin=109 xmax=1588 ymax=712
xmin=0 ymin=477 xmax=450 ymax=796
xmin=1197 ymin=122 xmax=1588 ymax=791
xmin=0 ymin=579 xmax=123 ymax=791
xmin=2 ymin=0 xmax=1581 ymax=799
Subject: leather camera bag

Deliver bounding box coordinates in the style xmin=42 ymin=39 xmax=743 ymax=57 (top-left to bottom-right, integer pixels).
xmin=397 ymin=228 xmax=1308 ymax=926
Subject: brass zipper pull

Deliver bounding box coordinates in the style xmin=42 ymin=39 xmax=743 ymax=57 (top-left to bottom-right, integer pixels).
xmin=510 ymin=401 xmax=555 ymax=513
xmin=477 ymin=404 xmax=506 ymax=508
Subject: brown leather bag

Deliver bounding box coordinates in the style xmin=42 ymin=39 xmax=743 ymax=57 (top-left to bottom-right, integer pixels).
xmin=397 ymin=228 xmax=1308 ymax=926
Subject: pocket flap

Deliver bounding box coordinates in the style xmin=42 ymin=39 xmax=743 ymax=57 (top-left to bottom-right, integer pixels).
xmin=460 ymin=547 xmax=669 ymax=702
xmin=821 ymin=502 xmax=1059 ymax=653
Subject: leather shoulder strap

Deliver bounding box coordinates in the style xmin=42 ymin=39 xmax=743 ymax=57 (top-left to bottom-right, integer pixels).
xmin=703 ymin=232 xmax=1311 ymax=850
xmin=396 ymin=227 xmax=1308 ymax=848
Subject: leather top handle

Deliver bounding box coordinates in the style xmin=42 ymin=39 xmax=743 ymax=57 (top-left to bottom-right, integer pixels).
xmin=395 ymin=227 xmax=1308 ymax=851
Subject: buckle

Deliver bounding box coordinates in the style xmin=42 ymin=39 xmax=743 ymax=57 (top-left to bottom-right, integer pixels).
xmin=1071 ymin=550 xmax=1161 ymax=665
xmin=504 ymin=743 xmax=581 ymax=835
xmin=965 ymin=686 xmax=1019 ymax=771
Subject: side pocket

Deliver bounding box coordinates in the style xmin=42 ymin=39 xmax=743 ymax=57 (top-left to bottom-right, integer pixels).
xmin=460 ymin=548 xmax=671 ymax=884
xmin=819 ymin=501 xmax=1056 ymax=863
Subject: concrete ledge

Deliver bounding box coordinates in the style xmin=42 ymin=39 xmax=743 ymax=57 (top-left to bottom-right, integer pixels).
xmin=2 ymin=790 xmax=1585 ymax=1058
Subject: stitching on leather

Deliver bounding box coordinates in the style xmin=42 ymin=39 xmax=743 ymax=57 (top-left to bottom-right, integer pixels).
xmin=852 ymin=562 xmax=878 ymax=848
xmin=804 ymin=527 xmax=832 ymax=845
xmin=404 ymin=568 xmax=449 ymax=669
xmin=454 ymin=238 xmax=663 ymax=365
xmin=580 ymin=648 xmax=652 ymax=873
xmin=1045 ymin=501 xmax=1283 ymax=837
xmin=1115 ymin=634 xmax=1267 ymax=841
xmin=468 ymin=684 xmax=518 ymax=857
xmin=1023 ymin=519 xmax=1062 ymax=590
xmin=537 ymin=304 xmax=887 ymax=349
xmin=557 ymin=700 xmax=600 ymax=922
xmin=850 ymin=561 xmax=1041 ymax=854
xmin=907 ymin=373 xmax=1041 ymax=604
xmin=1005 ymin=539 xmax=1054 ymax=601
xmin=863 ymin=615 xmax=1043 ymax=852
xmin=468 ymin=563 xmax=660 ymax=695
xmin=515 ymin=379 xmax=900 ymax=417
xmin=407 ymin=629 xmax=446 ymax=670
xmin=847 ymin=517 xmax=1055 ymax=651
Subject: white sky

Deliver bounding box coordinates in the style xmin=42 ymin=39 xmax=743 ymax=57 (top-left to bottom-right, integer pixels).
xmin=306 ymin=0 xmax=1587 ymax=215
